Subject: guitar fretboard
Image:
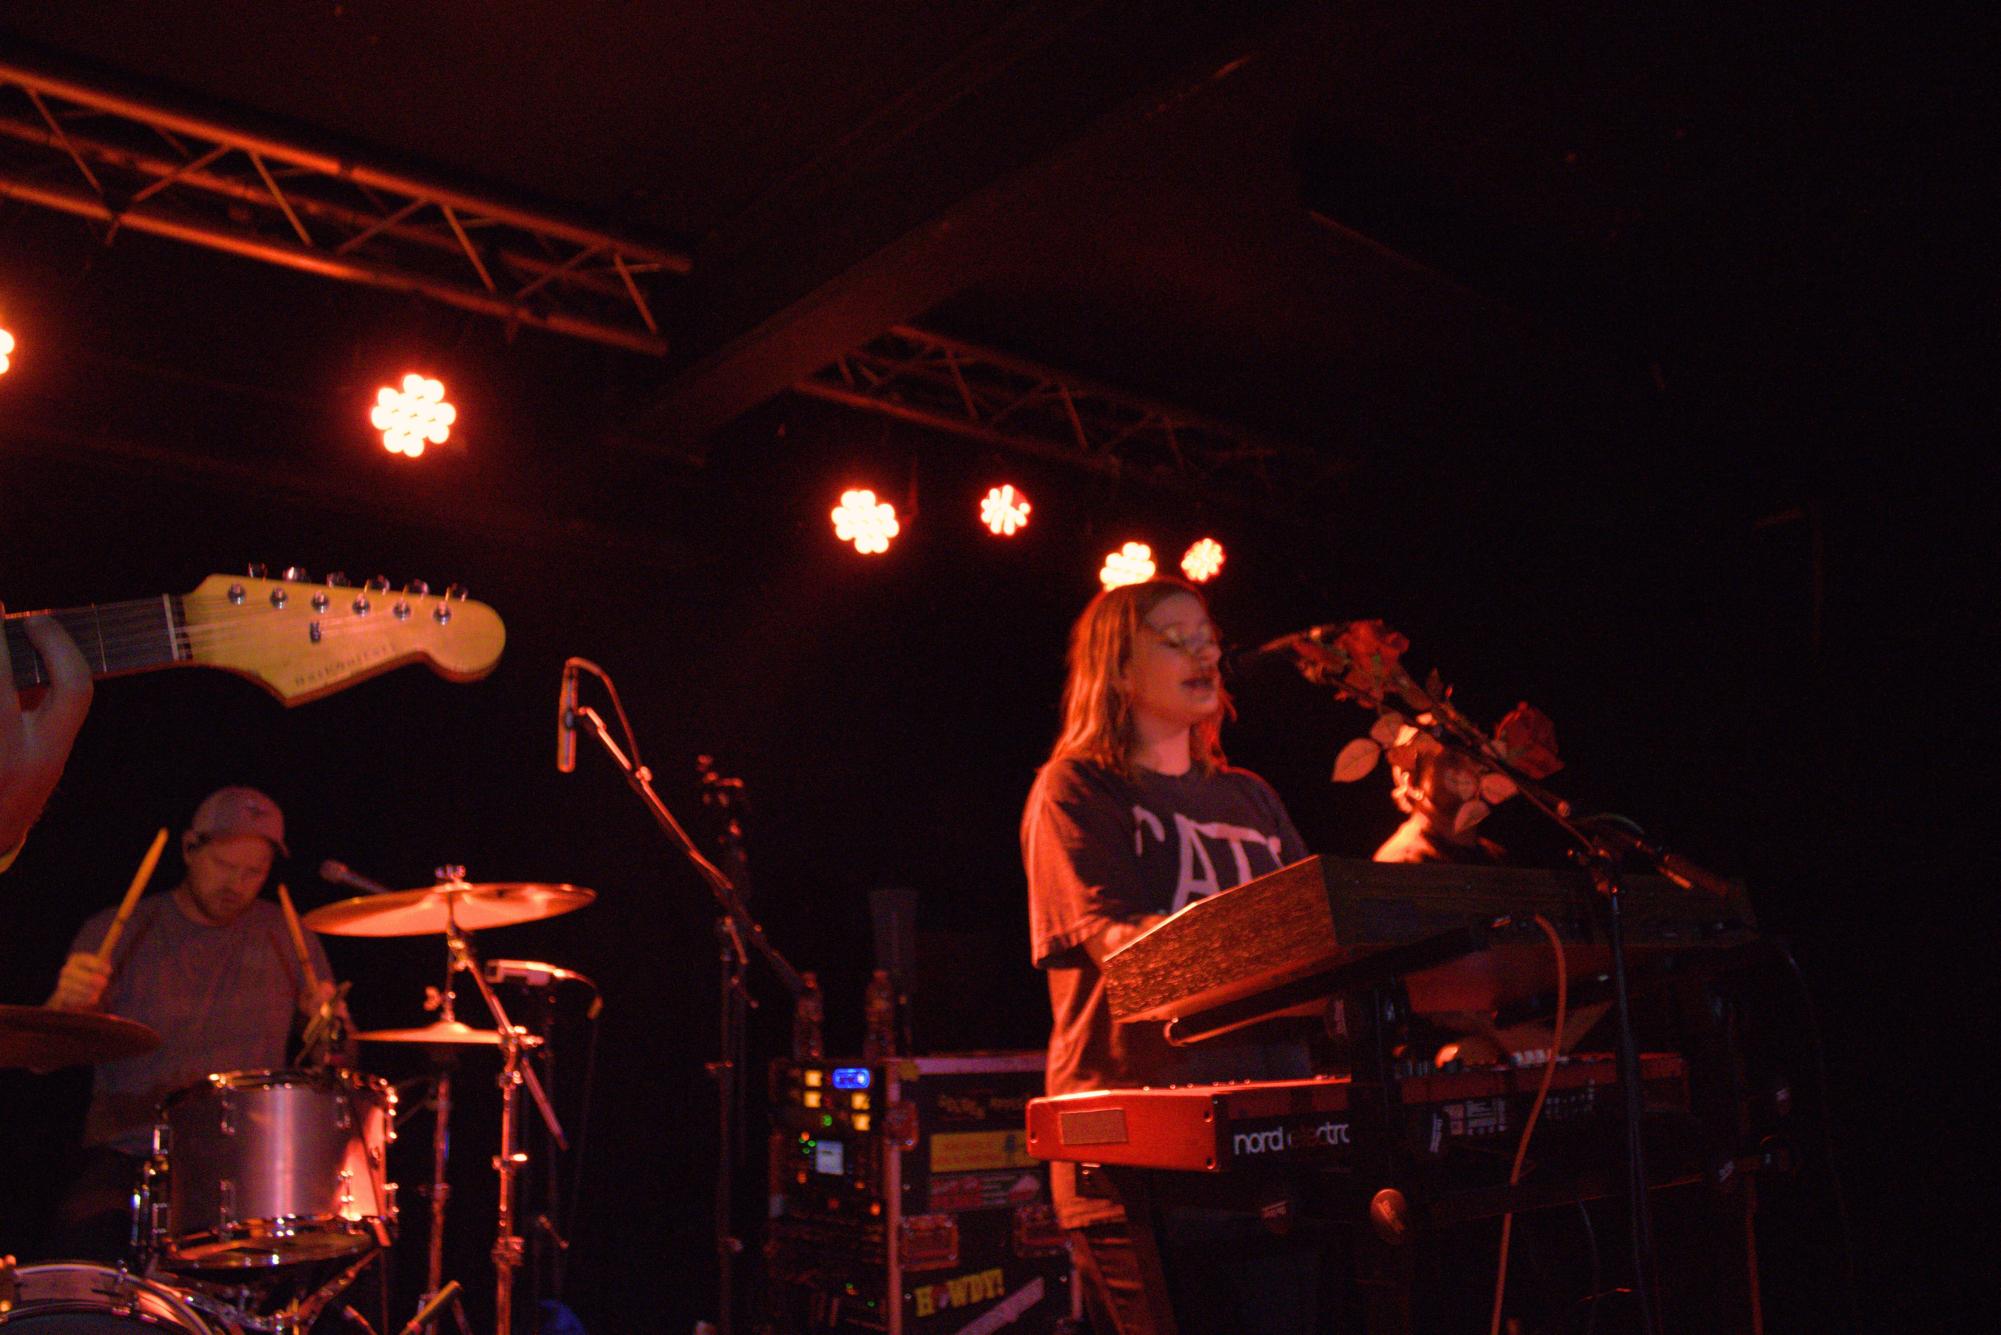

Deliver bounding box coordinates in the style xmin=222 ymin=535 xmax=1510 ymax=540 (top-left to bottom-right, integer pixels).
xmin=4 ymin=598 xmax=186 ymax=688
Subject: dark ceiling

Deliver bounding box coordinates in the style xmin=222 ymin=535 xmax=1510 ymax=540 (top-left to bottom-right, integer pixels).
xmin=2 ymin=1 xmax=1966 ymax=483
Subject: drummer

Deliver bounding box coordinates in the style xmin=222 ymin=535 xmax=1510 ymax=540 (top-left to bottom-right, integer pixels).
xmin=42 ymin=786 xmax=345 ymax=1258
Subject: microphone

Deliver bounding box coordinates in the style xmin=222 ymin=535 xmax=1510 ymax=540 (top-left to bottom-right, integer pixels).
xmin=1223 ymin=623 xmax=1349 ymax=678
xmin=556 ymin=661 xmax=579 ymax=774
xmin=486 ymin=958 xmax=603 ymax=1018
xmin=485 ymin=958 xmax=589 ymax=987
xmin=319 ymin=859 xmax=397 ymax=897
xmin=1223 ymin=630 xmax=1308 ymax=677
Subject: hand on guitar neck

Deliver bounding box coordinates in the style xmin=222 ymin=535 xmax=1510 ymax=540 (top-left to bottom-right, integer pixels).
xmin=0 ymin=608 xmax=93 ymax=866
xmin=4 ymin=569 xmax=505 ymax=867
xmin=4 ymin=572 xmax=506 ymax=705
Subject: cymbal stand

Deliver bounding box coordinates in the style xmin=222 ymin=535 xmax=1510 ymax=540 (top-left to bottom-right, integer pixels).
xmin=416 ymin=911 xmax=465 ymax=1330
xmin=441 ymin=899 xmax=567 ymax=1335
xmin=423 ymin=1051 xmax=454 ymax=1324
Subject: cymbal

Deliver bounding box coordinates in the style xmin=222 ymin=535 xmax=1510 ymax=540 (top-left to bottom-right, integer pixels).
xmin=301 ymin=881 xmax=595 ymax=937
xmin=356 ymin=1020 xmax=533 ymax=1047
xmin=0 ymin=1004 xmax=161 ymax=1069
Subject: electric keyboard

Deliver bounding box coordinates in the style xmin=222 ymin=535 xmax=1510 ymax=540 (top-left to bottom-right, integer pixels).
xmin=1026 ymin=1053 xmax=1689 ymax=1173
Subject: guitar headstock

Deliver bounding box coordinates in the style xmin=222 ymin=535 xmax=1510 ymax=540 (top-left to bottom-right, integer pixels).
xmin=181 ymin=572 xmax=505 ymax=705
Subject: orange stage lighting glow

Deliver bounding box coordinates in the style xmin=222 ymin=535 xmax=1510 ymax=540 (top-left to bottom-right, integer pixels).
xmin=832 ymin=488 xmax=900 ymax=555
xmin=371 ymin=373 xmax=456 ymax=457
xmin=0 ymin=327 xmax=15 ymax=376
xmin=980 ymin=483 xmax=1031 ymax=536
xmin=1099 ymin=542 xmax=1157 ymax=590
xmin=1181 ymin=537 xmax=1226 ymax=582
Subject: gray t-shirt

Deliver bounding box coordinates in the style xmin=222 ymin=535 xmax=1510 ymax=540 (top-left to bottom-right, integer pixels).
xmin=1023 ymin=757 xmax=1311 ymax=1228
xmin=69 ymin=892 xmax=332 ymax=1154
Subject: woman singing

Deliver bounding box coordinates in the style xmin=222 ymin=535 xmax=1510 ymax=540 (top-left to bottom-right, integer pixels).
xmin=1023 ymin=578 xmax=1319 ymax=1334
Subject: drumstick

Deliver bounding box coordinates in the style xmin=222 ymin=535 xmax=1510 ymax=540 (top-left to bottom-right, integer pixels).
xmin=94 ymin=827 xmax=169 ymax=964
xmin=276 ymin=882 xmax=323 ymax=994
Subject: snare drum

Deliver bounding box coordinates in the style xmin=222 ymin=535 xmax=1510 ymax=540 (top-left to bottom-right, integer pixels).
xmin=0 ymin=1262 xmax=215 ymax=1331
xmin=148 ymin=1068 xmax=396 ymax=1272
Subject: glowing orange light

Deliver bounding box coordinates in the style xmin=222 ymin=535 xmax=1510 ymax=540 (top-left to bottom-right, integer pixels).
xmin=0 ymin=327 xmax=15 ymax=376
xmin=1181 ymin=538 xmax=1226 ymax=582
xmin=980 ymin=483 xmax=1031 ymax=536
xmin=832 ymin=488 xmax=900 ymax=554
xmin=1099 ymin=542 xmax=1157 ymax=590
xmin=371 ymin=373 xmax=455 ymax=457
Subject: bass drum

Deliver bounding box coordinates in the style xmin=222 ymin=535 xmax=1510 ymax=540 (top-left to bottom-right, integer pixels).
xmin=0 ymin=1262 xmax=215 ymax=1331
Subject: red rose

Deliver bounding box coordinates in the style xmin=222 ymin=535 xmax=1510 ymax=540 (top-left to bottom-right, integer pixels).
xmin=1492 ymin=701 xmax=1562 ymax=779
xmin=1327 ymin=620 xmax=1410 ymax=698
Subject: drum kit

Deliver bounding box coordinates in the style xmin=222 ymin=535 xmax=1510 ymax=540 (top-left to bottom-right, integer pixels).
xmin=0 ymin=871 xmax=596 ymax=1335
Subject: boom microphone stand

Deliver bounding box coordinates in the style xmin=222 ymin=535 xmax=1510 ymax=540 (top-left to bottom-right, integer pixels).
xmin=562 ymin=668 xmax=806 ymax=1335
xmin=1266 ymin=627 xmax=1744 ymax=1335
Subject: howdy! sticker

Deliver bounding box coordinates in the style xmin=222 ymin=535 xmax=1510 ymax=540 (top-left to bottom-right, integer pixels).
xmin=912 ymin=1266 xmax=1006 ymax=1317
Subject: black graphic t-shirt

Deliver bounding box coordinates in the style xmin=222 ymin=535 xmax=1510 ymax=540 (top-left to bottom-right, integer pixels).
xmin=1023 ymin=757 xmax=1311 ymax=1227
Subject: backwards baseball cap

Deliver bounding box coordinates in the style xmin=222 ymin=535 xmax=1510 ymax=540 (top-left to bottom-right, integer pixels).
xmin=189 ymin=786 xmax=289 ymax=857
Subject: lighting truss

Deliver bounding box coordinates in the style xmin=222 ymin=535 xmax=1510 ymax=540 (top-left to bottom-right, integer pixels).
xmin=0 ymin=58 xmax=685 ymax=356
xmin=794 ymin=325 xmax=1335 ymax=505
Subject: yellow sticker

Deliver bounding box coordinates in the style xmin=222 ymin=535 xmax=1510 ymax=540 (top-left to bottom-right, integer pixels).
xmin=913 ymin=1266 xmax=1006 ymax=1317
xmin=928 ymin=1129 xmax=1038 ymax=1174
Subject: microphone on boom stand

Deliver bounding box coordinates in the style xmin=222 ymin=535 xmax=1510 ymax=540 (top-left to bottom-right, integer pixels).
xmin=319 ymin=859 xmax=398 ymax=897
xmin=556 ymin=660 xmax=580 ymax=774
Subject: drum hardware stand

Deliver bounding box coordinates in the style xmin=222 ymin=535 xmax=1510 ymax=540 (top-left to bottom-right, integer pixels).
xmin=399 ymin=1278 xmax=473 ymax=1335
xmin=423 ymin=1048 xmax=456 ymax=1326
xmin=298 ymin=981 xmax=355 ymax=1069
xmin=568 ymin=695 xmax=808 ymax=1335
xmin=169 ymin=1248 xmax=384 ymax=1335
xmin=416 ymin=949 xmax=463 ymax=1323
xmin=435 ymin=883 xmax=567 ymax=1335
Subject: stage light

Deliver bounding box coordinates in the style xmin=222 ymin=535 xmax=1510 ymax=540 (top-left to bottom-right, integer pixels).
xmin=980 ymin=484 xmax=1031 ymax=536
xmin=371 ymin=373 xmax=455 ymax=457
xmin=1181 ymin=538 xmax=1226 ymax=583
xmin=832 ymin=488 xmax=900 ymax=555
xmin=1099 ymin=542 xmax=1156 ymax=589
xmin=0 ymin=327 xmax=15 ymax=376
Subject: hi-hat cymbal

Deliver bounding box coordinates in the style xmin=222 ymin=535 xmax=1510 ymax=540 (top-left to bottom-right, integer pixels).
xmin=356 ymin=1020 xmax=535 ymax=1048
xmin=0 ymin=1004 xmax=161 ymax=1068
xmin=301 ymin=882 xmax=595 ymax=937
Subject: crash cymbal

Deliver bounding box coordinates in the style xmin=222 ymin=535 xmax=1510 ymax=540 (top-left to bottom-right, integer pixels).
xmin=0 ymin=1004 xmax=161 ymax=1068
xmin=300 ymin=882 xmax=595 ymax=937
xmin=356 ymin=1020 xmax=535 ymax=1047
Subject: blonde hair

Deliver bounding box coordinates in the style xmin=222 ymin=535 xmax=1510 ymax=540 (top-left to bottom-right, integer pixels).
xmin=1048 ymin=578 xmax=1230 ymax=779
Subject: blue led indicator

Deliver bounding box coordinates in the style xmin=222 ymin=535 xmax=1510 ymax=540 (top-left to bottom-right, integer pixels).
xmin=831 ymin=1067 xmax=871 ymax=1090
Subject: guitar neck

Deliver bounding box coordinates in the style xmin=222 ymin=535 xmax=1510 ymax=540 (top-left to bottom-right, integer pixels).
xmin=4 ymin=597 xmax=186 ymax=689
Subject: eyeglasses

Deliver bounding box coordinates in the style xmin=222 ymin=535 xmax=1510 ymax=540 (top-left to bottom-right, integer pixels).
xmin=1143 ymin=623 xmax=1221 ymax=656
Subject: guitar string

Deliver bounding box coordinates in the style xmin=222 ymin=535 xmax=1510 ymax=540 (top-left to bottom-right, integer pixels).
xmin=6 ymin=597 xmax=488 ymax=675
xmin=10 ymin=604 xmax=476 ymax=658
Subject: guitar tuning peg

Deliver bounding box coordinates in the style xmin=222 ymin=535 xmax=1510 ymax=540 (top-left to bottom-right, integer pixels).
xmin=366 ymin=575 xmax=392 ymax=593
xmin=247 ymin=563 xmax=269 ymax=578
xmin=444 ymin=583 xmax=469 ymax=601
xmin=403 ymin=580 xmax=430 ymax=596
xmin=282 ymin=566 xmax=310 ymax=582
xmin=325 ymin=572 xmax=350 ymax=587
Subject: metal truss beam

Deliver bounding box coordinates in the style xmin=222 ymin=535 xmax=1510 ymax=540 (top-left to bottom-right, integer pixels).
xmin=795 ymin=325 xmax=1337 ymax=504
xmin=0 ymin=56 xmax=686 ymax=356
